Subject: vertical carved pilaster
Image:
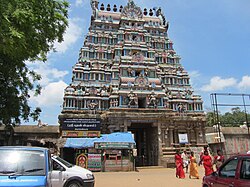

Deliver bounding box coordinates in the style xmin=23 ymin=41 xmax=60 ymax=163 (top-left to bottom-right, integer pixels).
xmin=195 ymin=125 xmax=200 ymax=144
xmin=84 ymin=99 xmax=86 ymax=108
xmin=124 ymin=120 xmax=131 ymax=132
xmin=157 ymin=122 xmax=162 ymax=166
xmin=175 ymin=128 xmax=179 ymax=144
xmin=98 ymin=100 xmax=101 ymax=109
xmin=169 ymin=128 xmax=174 ymax=146
xmin=187 ymin=128 xmax=191 ymax=144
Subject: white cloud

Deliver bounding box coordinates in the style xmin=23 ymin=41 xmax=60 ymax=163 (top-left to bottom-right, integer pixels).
xmin=201 ymin=76 xmax=237 ymax=92
xmin=189 ymin=70 xmax=200 ymax=79
xmin=75 ymin=0 xmax=88 ymax=7
xmin=26 ymin=61 xmax=68 ymax=86
xmin=238 ymin=75 xmax=250 ymax=90
xmin=75 ymin=0 xmax=83 ymax=6
xmin=187 ymin=70 xmax=201 ymax=90
xmin=54 ymin=18 xmax=83 ymax=53
xmin=25 ymin=59 xmax=69 ymax=124
xmin=33 ymin=63 xmax=68 ymax=86
xmin=31 ymin=81 xmax=68 ymax=107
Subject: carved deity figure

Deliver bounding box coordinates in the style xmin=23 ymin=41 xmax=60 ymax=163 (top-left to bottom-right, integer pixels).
xmin=37 ymin=119 xmax=48 ymax=128
xmin=185 ymin=89 xmax=193 ymax=99
xmin=100 ymin=85 xmax=108 ymax=96
xmin=75 ymin=84 xmax=84 ymax=95
xmin=127 ymin=66 xmax=133 ymax=77
xmin=177 ymin=103 xmax=185 ymax=114
xmin=145 ymin=67 xmax=149 ymax=77
xmin=90 ymin=0 xmax=98 ymax=17
xmin=165 ymin=88 xmax=172 ymax=99
xmin=88 ymin=100 xmax=98 ymax=110
xmin=164 ymin=99 xmax=170 ymax=108
xmin=148 ymin=92 xmax=157 ymax=108
xmin=128 ymin=91 xmax=138 ymax=107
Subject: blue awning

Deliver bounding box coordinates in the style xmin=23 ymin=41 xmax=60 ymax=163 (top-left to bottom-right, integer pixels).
xmin=64 ymin=137 xmax=99 ymax=148
xmin=64 ymin=132 xmax=136 ymax=149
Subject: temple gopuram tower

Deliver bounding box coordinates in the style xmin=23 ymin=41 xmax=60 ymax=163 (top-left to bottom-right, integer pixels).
xmin=59 ymin=0 xmax=206 ymax=167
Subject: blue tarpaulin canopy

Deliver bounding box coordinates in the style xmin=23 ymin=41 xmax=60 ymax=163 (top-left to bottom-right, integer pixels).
xmin=64 ymin=132 xmax=136 ymax=149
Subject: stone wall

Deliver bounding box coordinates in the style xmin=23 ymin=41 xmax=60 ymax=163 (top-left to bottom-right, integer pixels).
xmin=206 ymin=127 xmax=250 ymax=158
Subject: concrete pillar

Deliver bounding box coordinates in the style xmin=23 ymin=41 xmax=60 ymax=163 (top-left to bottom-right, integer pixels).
xmin=124 ymin=120 xmax=130 ymax=132
xmin=195 ymin=127 xmax=200 ymax=144
xmin=169 ymin=128 xmax=174 ymax=146
xmin=65 ymin=99 xmax=67 ymax=108
xmin=158 ymin=122 xmax=162 ymax=166
xmin=187 ymin=128 xmax=191 ymax=145
xmin=174 ymin=128 xmax=179 ymax=144
xmin=202 ymin=122 xmax=206 ymax=143
xmin=84 ymin=99 xmax=86 ymax=108
xmin=164 ymin=128 xmax=170 ymax=147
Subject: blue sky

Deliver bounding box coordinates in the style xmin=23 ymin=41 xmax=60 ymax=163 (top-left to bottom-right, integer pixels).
xmin=26 ymin=0 xmax=250 ymax=125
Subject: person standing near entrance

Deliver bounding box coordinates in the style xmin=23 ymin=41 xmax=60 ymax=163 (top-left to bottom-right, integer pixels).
xmin=189 ymin=151 xmax=199 ymax=179
xmin=175 ymin=150 xmax=185 ymax=179
xmin=214 ymin=149 xmax=224 ymax=171
xmin=181 ymin=150 xmax=189 ymax=173
xmin=199 ymin=146 xmax=211 ymax=166
xmin=200 ymin=150 xmax=214 ymax=176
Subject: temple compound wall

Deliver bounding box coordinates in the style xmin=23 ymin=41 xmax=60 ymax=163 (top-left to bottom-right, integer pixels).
xmin=59 ymin=0 xmax=206 ymax=167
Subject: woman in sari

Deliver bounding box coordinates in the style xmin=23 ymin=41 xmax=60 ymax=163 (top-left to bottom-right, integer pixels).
xmin=189 ymin=151 xmax=199 ymax=179
xmin=214 ymin=149 xmax=224 ymax=171
xmin=175 ymin=150 xmax=185 ymax=179
xmin=201 ymin=150 xmax=214 ymax=176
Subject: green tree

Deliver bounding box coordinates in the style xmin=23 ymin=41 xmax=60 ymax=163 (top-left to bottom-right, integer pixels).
xmin=0 ymin=0 xmax=69 ymax=126
xmin=221 ymin=107 xmax=249 ymax=127
xmin=206 ymin=107 xmax=250 ymax=127
xmin=206 ymin=111 xmax=217 ymax=127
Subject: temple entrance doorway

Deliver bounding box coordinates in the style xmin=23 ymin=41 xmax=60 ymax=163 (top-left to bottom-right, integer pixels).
xmin=138 ymin=97 xmax=146 ymax=108
xmin=128 ymin=123 xmax=158 ymax=167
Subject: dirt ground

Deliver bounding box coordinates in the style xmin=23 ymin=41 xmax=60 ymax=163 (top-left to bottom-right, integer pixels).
xmin=94 ymin=166 xmax=205 ymax=187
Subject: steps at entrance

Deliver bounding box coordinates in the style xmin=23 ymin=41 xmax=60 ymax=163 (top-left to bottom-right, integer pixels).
xmin=162 ymin=147 xmax=191 ymax=155
xmin=161 ymin=146 xmax=191 ymax=168
xmin=136 ymin=166 xmax=164 ymax=170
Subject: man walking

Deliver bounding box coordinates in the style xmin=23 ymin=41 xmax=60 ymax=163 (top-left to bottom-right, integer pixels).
xmin=181 ymin=150 xmax=189 ymax=173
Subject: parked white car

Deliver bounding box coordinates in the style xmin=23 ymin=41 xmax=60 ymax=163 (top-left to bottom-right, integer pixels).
xmin=52 ymin=156 xmax=95 ymax=187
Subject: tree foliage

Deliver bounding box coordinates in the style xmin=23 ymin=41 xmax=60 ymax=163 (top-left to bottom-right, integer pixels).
xmin=0 ymin=0 xmax=69 ymax=125
xmin=206 ymin=107 xmax=250 ymax=127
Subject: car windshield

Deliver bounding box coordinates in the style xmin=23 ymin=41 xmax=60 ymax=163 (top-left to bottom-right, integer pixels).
xmin=0 ymin=149 xmax=46 ymax=176
xmin=54 ymin=156 xmax=73 ymax=168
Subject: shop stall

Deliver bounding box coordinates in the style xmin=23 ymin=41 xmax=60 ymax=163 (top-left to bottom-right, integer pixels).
xmin=63 ymin=132 xmax=136 ymax=172
xmin=94 ymin=133 xmax=136 ymax=172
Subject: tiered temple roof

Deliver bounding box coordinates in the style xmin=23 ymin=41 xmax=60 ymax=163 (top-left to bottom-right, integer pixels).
xmin=62 ymin=0 xmax=203 ymax=116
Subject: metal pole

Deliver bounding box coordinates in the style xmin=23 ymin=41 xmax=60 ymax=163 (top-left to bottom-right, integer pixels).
xmin=214 ymin=94 xmax=222 ymax=145
xmin=242 ymin=94 xmax=249 ymax=134
xmin=210 ymin=94 xmax=216 ymax=127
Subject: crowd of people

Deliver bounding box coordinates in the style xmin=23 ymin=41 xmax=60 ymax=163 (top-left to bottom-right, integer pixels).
xmin=175 ymin=146 xmax=224 ymax=179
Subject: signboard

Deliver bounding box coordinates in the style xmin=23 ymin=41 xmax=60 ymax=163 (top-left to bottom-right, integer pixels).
xmin=94 ymin=142 xmax=135 ymax=149
xmin=104 ymin=160 xmax=130 ymax=172
xmin=62 ymin=130 xmax=100 ymax=138
xmin=132 ymin=149 xmax=137 ymax=157
xmin=61 ymin=118 xmax=101 ymax=131
xmin=87 ymin=154 xmax=102 ymax=171
xmin=61 ymin=118 xmax=101 ymax=138
xmin=178 ymin=133 xmax=188 ymax=144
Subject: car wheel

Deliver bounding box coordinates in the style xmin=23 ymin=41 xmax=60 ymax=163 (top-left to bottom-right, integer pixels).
xmin=67 ymin=180 xmax=81 ymax=187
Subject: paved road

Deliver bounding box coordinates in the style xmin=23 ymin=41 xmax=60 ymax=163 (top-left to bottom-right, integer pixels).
xmin=94 ymin=166 xmax=205 ymax=187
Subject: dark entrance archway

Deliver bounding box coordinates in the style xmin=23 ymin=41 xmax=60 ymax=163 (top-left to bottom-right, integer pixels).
xmin=128 ymin=123 xmax=158 ymax=167
xmin=138 ymin=97 xmax=146 ymax=108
